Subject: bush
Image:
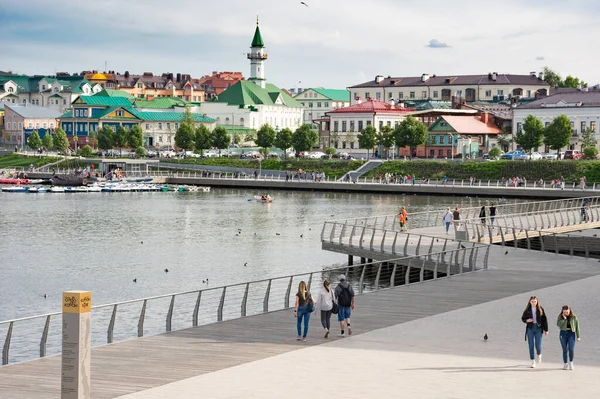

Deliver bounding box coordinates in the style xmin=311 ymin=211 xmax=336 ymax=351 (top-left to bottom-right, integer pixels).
xmin=135 ymin=146 xmax=147 ymax=157
xmin=583 ymin=146 xmax=598 ymax=159
xmin=488 ymin=147 xmax=502 ymax=158
xmin=77 ymin=145 xmax=94 ymax=157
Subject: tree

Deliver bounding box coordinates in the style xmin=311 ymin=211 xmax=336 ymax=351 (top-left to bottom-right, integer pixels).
xmin=115 ymin=126 xmax=128 ymax=156
xmin=497 ymin=127 xmax=513 ymax=152
xmin=488 ymin=146 xmax=502 ymax=159
xmin=42 ymin=132 xmax=53 ymax=152
xmin=194 ymin=124 xmax=212 ymax=156
xmin=515 ymin=115 xmax=544 ymax=151
xmin=232 ymin=132 xmax=241 ymax=145
xmin=291 ymin=124 xmax=318 ymax=155
xmin=376 ymin=125 xmax=395 ymax=158
xmin=244 ymin=133 xmax=256 ymax=144
xmin=78 ymin=145 xmax=94 ymax=157
xmin=98 ymin=125 xmax=115 ymax=151
xmin=393 ymin=116 xmax=428 ymax=151
xmin=274 ymin=127 xmax=293 ymax=157
xmin=88 ymin=130 xmax=98 ymax=149
xmin=580 ymin=127 xmax=597 ymax=148
xmin=357 ymin=125 xmax=377 ymax=159
xmin=27 ymin=130 xmax=42 ymax=151
xmin=211 ymin=126 xmax=230 ymax=156
xmin=325 ymin=147 xmax=336 ymax=159
xmin=53 ymin=127 xmax=69 ymax=155
xmin=181 ymin=105 xmax=195 ymax=127
xmin=563 ymin=75 xmax=587 ymax=89
xmin=135 ymin=146 xmax=147 ymax=158
xmin=127 ymin=125 xmax=144 ymax=149
xmin=329 ymin=130 xmax=340 ymax=149
xmin=174 ymin=123 xmax=195 ymax=155
xmin=542 ymin=66 xmax=562 ymax=88
xmin=544 ymin=115 xmax=572 ymax=157
xmin=583 ymin=146 xmax=598 ymax=159
xmin=256 ymin=124 xmax=276 ymax=150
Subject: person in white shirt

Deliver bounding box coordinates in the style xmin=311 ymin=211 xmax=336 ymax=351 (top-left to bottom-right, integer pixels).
xmin=315 ymin=280 xmax=335 ymax=338
xmin=442 ymin=207 xmax=453 ymax=234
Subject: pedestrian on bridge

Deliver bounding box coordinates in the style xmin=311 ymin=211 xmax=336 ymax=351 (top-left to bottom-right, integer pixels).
xmin=315 ymin=279 xmax=335 ymax=338
xmin=294 ymin=281 xmax=315 ymax=342
xmin=489 ymin=203 xmax=497 ymax=227
xmin=398 ymin=207 xmax=408 ymax=232
xmin=479 ymin=206 xmax=486 ymax=225
xmin=521 ymin=296 xmax=548 ymax=368
xmin=334 ymin=274 xmax=355 ymax=337
xmin=443 ymin=207 xmax=453 ymax=233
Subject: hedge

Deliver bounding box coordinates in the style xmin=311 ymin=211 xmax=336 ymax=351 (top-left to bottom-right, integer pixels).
xmin=365 ymin=160 xmax=600 ymax=183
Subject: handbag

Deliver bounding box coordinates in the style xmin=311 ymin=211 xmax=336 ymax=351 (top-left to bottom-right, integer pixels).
xmin=331 ymin=290 xmax=339 ymax=314
xmin=306 ymin=292 xmax=315 ymax=313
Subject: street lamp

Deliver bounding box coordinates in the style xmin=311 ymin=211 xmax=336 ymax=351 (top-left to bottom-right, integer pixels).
xmin=447 ymin=133 xmax=454 ymax=161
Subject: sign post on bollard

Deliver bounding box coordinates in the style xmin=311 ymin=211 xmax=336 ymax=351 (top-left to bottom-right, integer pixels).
xmin=61 ymin=291 xmax=92 ymax=399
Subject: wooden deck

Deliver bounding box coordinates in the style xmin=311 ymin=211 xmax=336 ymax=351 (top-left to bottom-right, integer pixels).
xmin=1 ymin=251 xmax=598 ymax=398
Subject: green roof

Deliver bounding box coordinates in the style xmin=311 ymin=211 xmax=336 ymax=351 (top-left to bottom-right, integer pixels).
xmin=132 ymin=97 xmax=189 ymax=109
xmin=75 ymin=96 xmax=133 ymax=107
xmin=94 ymin=89 xmax=134 ymax=100
xmin=213 ymin=81 xmax=301 ymax=107
xmin=129 ymin=109 xmax=215 ymax=123
xmin=59 ymin=110 xmax=73 ymax=118
xmin=251 ymin=25 xmax=264 ymax=48
xmin=311 ymin=88 xmax=350 ymax=102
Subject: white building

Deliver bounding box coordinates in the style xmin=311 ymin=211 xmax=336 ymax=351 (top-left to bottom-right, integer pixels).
xmin=293 ymin=88 xmax=350 ymax=126
xmin=513 ymin=89 xmax=600 ymax=151
xmin=322 ymin=99 xmax=413 ymax=151
xmin=348 ymin=72 xmax=551 ymax=105
xmin=191 ymin=19 xmax=303 ymax=134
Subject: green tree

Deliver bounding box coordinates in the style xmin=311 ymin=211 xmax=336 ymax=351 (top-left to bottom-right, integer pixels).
xmin=211 ymin=126 xmax=230 ymax=156
xmin=515 ymin=115 xmax=544 ymax=151
xmin=135 ymin=146 xmax=147 ymax=158
xmin=232 ymin=132 xmax=241 ymax=145
xmin=244 ymin=133 xmax=256 ymax=143
xmin=325 ymin=147 xmax=336 ymax=159
xmin=274 ymin=127 xmax=293 ymax=157
xmin=174 ymin=123 xmax=195 ymax=156
xmin=53 ymin=127 xmax=69 ymax=155
xmin=42 ymin=132 xmax=53 ymax=152
xmin=27 ymin=130 xmax=42 ymax=151
xmin=583 ymin=146 xmax=598 ymax=159
xmin=115 ymin=126 xmax=128 ymax=156
xmin=488 ymin=146 xmax=502 ymax=159
xmin=393 ymin=116 xmax=428 ymax=151
xmin=98 ymin=125 xmax=115 ymax=151
xmin=544 ymin=115 xmax=572 ymax=157
xmin=563 ymin=75 xmax=587 ymax=89
xmin=376 ymin=125 xmax=395 ymax=158
xmin=357 ymin=125 xmax=377 ymax=159
xmin=127 ymin=125 xmax=144 ymax=149
xmin=256 ymin=124 xmax=276 ymax=151
xmin=78 ymin=145 xmax=94 ymax=157
xmin=194 ymin=124 xmax=212 ymax=156
xmin=543 ymin=66 xmax=562 ymax=88
xmin=291 ymin=124 xmax=318 ymax=155
xmin=88 ymin=130 xmax=98 ymax=149
xmin=580 ymin=127 xmax=597 ymax=148
xmin=181 ymin=105 xmax=195 ymax=126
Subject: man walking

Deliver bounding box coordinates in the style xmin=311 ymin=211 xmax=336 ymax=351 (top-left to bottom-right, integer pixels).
xmin=489 ymin=203 xmax=497 ymax=227
xmin=334 ymin=274 xmax=355 ymax=337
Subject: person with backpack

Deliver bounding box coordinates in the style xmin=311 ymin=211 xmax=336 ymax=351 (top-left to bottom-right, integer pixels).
xmin=334 ymin=274 xmax=355 ymax=337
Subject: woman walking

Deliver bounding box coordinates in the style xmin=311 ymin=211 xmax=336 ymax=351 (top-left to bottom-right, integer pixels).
xmin=442 ymin=207 xmax=453 ymax=234
xmin=479 ymin=206 xmax=486 ymax=225
xmin=315 ymin=280 xmax=335 ymax=338
xmin=521 ymin=296 xmax=548 ymax=368
xmin=293 ymin=281 xmax=314 ymax=342
xmin=557 ymin=305 xmax=581 ymax=370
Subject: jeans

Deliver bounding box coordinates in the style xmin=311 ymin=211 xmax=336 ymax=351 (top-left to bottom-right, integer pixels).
xmin=560 ymin=330 xmax=576 ymax=363
xmin=320 ymin=310 xmax=332 ymax=330
xmin=526 ymin=326 xmax=543 ymax=360
xmin=445 ymin=222 xmax=451 ymax=232
xmin=490 ymin=216 xmax=495 ymax=226
xmin=296 ymin=306 xmax=311 ymax=337
xmin=337 ymin=306 xmax=351 ymax=322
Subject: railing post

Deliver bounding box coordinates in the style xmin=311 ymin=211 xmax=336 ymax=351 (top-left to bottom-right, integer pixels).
xmin=3 ymin=321 xmax=13 ymax=365
xmin=390 ymin=263 xmax=397 ymax=287
xmin=374 ymin=263 xmax=382 ymax=289
xmin=138 ymin=299 xmax=147 ymax=337
xmin=359 ymin=264 xmax=367 ymax=294
xmin=525 ymin=230 xmax=531 ymax=250
xmin=568 ymin=235 xmax=574 ymax=257
xmin=406 ymin=259 xmax=412 ymax=285
xmin=241 ymin=283 xmax=250 ymax=317
xmin=307 ymin=273 xmax=313 ymax=292
xmin=218 ymin=287 xmax=227 ymax=321
xmin=419 ymin=258 xmax=425 ymax=282
xmin=380 ymin=230 xmax=387 ymax=252
xmin=339 ymin=223 xmax=347 ymax=245
xmin=285 ymin=276 xmax=293 ymax=308
xmin=192 ymin=291 xmax=202 ymax=327
xmin=433 ymin=253 xmax=440 ymax=279
xmin=415 ymin=236 xmax=422 ymax=255
xmin=349 ymin=225 xmax=357 ymax=247
xmin=539 ymin=231 xmax=545 ymax=252
xmin=584 ymin=236 xmax=589 ymax=258
xmin=369 ymin=229 xmax=376 ymax=251
xmin=358 ymin=227 xmax=367 ymax=249
xmin=391 ymin=232 xmax=399 ymax=254
xmin=165 ymin=295 xmax=175 ymax=332
xmin=403 ymin=233 xmax=410 ymax=256
xmin=108 ymin=304 xmax=118 ymax=343
xmin=484 ymin=246 xmax=490 ymax=270
xmin=263 ymin=280 xmax=271 ymax=313
xmin=40 ymin=315 xmax=51 ymax=358
xmin=554 ymin=234 xmax=559 ymax=254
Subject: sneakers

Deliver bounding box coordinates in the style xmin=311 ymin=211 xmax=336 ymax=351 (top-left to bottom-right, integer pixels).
xmin=537 ymin=354 xmax=542 ymax=365
xmin=338 ymin=333 xmax=345 ymax=337
xmin=530 ymin=360 xmax=536 ymax=368
xmin=324 ymin=330 xmax=329 ymax=339
xmin=563 ymin=363 xmax=569 ymax=370
xmin=348 ymin=326 xmax=352 ymax=336
xmin=569 ymin=362 xmax=575 ymax=370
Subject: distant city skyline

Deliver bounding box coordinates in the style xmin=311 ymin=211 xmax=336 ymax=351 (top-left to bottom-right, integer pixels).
xmin=2 ymin=0 xmax=599 ymax=89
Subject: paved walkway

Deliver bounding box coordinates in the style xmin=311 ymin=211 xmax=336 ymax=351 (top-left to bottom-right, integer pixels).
xmin=117 ymin=273 xmax=600 ymax=399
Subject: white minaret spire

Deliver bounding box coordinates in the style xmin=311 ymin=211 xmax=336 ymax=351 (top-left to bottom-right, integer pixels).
xmin=247 ymin=16 xmax=268 ymax=89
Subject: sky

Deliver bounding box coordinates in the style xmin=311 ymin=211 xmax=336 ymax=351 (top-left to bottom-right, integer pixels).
xmin=1 ymin=0 xmax=599 ymax=90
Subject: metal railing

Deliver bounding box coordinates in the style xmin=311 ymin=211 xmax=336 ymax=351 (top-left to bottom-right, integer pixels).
xmin=332 ymin=196 xmax=600 ymax=232
xmin=0 ymin=246 xmax=485 ymax=366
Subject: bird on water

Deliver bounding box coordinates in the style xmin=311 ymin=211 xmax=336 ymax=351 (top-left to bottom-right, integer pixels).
xmin=484 ymin=333 xmax=488 ymax=341
xmin=164 ymin=268 xmax=169 ymax=273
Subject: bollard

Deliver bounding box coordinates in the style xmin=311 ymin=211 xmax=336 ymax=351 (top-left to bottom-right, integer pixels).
xmin=61 ymin=291 xmax=92 ymax=399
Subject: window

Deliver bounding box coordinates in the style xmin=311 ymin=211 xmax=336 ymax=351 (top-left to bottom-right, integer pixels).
xmin=430 ymin=149 xmax=434 ymax=157
xmin=334 ymin=121 xmax=339 ymax=131
xmin=175 ymin=123 xmax=179 ymax=129
xmin=158 ymin=122 xmax=163 ymax=129
xmin=517 ymin=122 xmax=522 ymax=132
xmin=309 ymin=103 xmax=313 ymax=108
xmin=485 ymin=90 xmax=492 ymax=97
xmin=388 ymin=92 xmax=393 ymax=99
xmin=570 ymin=121 xmax=575 ymax=129
xmin=8 ymin=87 xmax=13 ymax=93
xmin=317 ymin=102 xmax=322 ymax=108
xmin=42 ymin=85 xmax=46 ymax=90
xmin=167 ymin=136 xmax=171 ymax=143
xmin=375 ymin=92 xmax=381 ymax=100
xmin=353 ymin=92 xmax=358 ymax=100
xmin=301 ymin=102 xmax=305 ymax=106
xmin=456 ymin=90 xmax=463 ymax=97
xmin=75 ymin=110 xmax=79 ymax=117
xmin=379 ymin=121 xmax=383 ymax=130
xmin=28 ymin=122 xmax=32 ymax=128
xmin=167 ymin=123 xmax=171 ymax=130
xmin=23 ymin=99 xmax=26 ymax=104
xmin=137 ymin=83 xmax=143 ymax=89
xmin=342 ymin=121 xmax=347 ymax=131
xmin=43 ymin=122 xmax=47 ymax=128
xmin=422 ymin=91 xmax=427 ymax=99
xmin=50 ymin=123 xmax=54 ymax=128
xmin=581 ymin=121 xmax=587 ymax=132
xmin=497 ymin=90 xmax=504 ymax=95
xmin=358 ymin=121 xmax=363 ymax=131
xmin=63 ymin=99 xmax=66 ymax=105
xmin=116 ymin=110 xmax=124 ymax=117
xmin=365 ymin=92 xmax=370 ymax=99
xmin=366 ymin=121 xmax=371 ymax=126
xmin=591 ymin=121 xmax=597 ymax=132
xmin=387 ymin=121 xmax=391 ymax=127
xmin=36 ymin=123 xmax=39 ymax=128
xmin=410 ymin=92 xmax=415 ymax=99
xmin=526 ymin=90 xmax=531 ymax=97
xmin=304 ymin=93 xmax=308 ymax=98
xmin=350 ymin=142 xmax=355 ymax=149
xmin=433 ymin=91 xmax=438 ymax=98
xmin=18 ymin=122 xmax=22 ymax=129
xmin=349 ymin=121 xmax=355 ymax=131
xmin=439 ymin=149 xmax=444 ymax=157
xmin=324 ymin=102 xmax=329 ymax=107
xmin=146 ymin=123 xmax=150 ymax=130
xmin=342 ymin=141 xmax=346 ymax=149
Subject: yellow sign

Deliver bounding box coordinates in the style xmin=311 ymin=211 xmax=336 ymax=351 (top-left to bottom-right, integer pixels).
xmin=62 ymin=291 xmax=92 ymax=314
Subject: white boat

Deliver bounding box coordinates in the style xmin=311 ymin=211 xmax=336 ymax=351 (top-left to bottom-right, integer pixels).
xmin=1 ymin=186 xmax=28 ymax=193
xmin=87 ymin=186 xmax=102 ymax=192
xmin=185 ymin=185 xmax=211 ymax=192
xmin=49 ymin=186 xmax=65 ymax=193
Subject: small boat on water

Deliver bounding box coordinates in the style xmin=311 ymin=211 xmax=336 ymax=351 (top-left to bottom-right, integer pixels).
xmin=49 ymin=186 xmax=66 ymax=193
xmin=0 ymin=178 xmax=32 ymax=185
xmin=1 ymin=186 xmax=28 ymax=192
xmin=51 ymin=175 xmax=88 ymax=187
xmin=253 ymin=195 xmax=273 ymax=203
xmin=183 ymin=186 xmax=211 ymax=192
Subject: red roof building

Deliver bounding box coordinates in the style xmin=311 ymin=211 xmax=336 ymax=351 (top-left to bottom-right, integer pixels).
xmin=199 ymin=71 xmax=245 ymax=100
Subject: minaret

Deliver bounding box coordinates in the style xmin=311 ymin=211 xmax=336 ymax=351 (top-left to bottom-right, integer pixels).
xmin=247 ymin=16 xmax=268 ymax=89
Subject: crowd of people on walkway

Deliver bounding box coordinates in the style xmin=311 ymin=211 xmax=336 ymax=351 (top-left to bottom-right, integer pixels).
xmin=285 ymin=170 xmax=326 ymax=182
xmin=521 ymin=296 xmax=581 ymax=370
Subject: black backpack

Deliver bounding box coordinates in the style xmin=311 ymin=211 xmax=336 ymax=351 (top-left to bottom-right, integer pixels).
xmin=337 ymin=285 xmax=352 ymax=307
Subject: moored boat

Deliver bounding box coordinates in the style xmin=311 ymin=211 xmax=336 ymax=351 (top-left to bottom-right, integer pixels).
xmin=253 ymin=195 xmax=273 ymax=203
